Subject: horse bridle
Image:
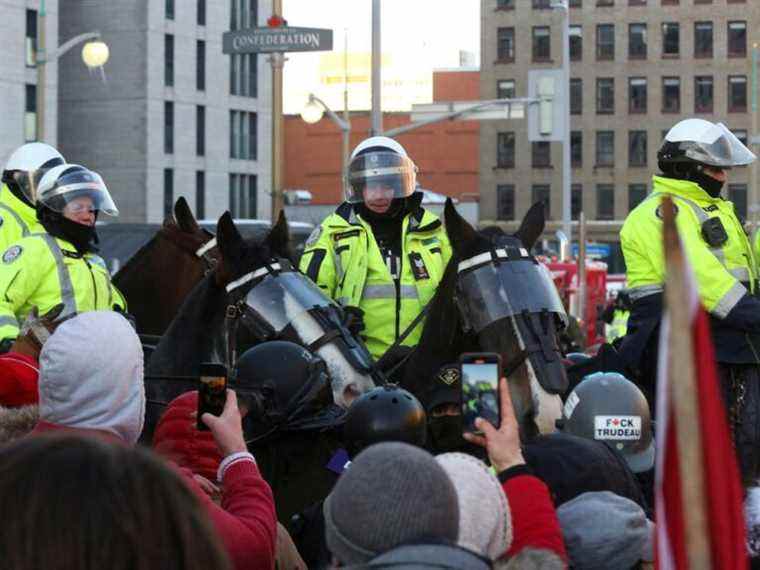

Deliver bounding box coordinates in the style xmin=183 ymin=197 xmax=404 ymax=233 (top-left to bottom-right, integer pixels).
xmin=159 ymin=228 xmax=218 ymax=275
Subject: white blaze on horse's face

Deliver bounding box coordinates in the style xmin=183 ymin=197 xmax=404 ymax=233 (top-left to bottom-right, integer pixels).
xmin=282 ymin=291 xmax=375 ymax=408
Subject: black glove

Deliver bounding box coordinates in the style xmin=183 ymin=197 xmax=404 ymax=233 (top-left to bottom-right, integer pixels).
xmin=722 ymin=293 xmax=760 ymax=333
xmin=343 ymin=306 xmax=365 ymax=336
xmin=0 ymin=338 xmax=14 ymax=354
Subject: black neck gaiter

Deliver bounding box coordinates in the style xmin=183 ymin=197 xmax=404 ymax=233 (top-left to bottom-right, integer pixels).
xmin=38 ymin=208 xmax=98 ymax=254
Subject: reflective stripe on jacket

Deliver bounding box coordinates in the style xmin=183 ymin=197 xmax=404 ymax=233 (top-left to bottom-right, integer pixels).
xmin=0 ymin=184 xmax=44 ymax=251
xmin=299 ymin=202 xmax=451 ymax=359
xmin=0 ymin=234 xmax=126 ymax=339
xmin=621 ymin=175 xmax=757 ymax=318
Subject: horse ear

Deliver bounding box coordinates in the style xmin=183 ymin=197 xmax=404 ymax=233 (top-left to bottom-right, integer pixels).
xmin=514 ymin=201 xmax=546 ymax=251
xmin=174 ymin=197 xmax=200 ymax=234
xmin=266 ymin=210 xmax=291 ymax=255
xmin=216 ymin=211 xmax=244 ymax=262
xmin=444 ymin=198 xmax=477 ymax=254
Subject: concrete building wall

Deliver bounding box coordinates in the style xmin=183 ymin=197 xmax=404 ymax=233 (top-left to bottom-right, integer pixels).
xmin=0 ymin=0 xmax=59 ymax=164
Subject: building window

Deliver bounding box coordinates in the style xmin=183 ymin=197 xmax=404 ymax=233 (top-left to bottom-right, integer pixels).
xmin=596 ymin=24 xmax=615 ymax=60
xmin=694 ymin=22 xmax=713 ymax=58
xmin=629 ymin=131 xmax=648 ymax=167
xmin=497 ymin=79 xmax=515 ymax=99
xmin=571 ymin=131 xmax=583 ymax=167
xmin=25 ymin=10 xmax=37 ymax=67
xmin=165 ymin=34 xmax=174 ymax=87
xmin=662 ymin=77 xmax=680 ymax=113
xmin=496 ymin=0 xmax=515 ymax=8
xmin=164 ymin=169 xmax=174 ymax=218
xmin=497 ymin=132 xmax=515 ymax=168
xmin=596 ymin=131 xmax=615 ymax=166
xmin=597 ymin=0 xmax=614 ymax=5
xmin=164 ymin=101 xmax=174 ymax=154
xmin=496 ymin=185 xmax=515 ymax=220
xmin=728 ymin=76 xmax=748 ymax=113
xmin=596 ymin=78 xmax=614 ymax=115
xmin=196 ymin=171 xmax=205 ymax=219
xmin=728 ymin=22 xmax=747 ymax=57
xmin=497 ymin=28 xmax=515 ymax=61
xmin=629 ymin=184 xmax=647 ymax=212
xmin=230 ymin=111 xmax=257 ymax=160
xmin=569 ymin=26 xmax=582 ymax=61
xmin=569 ymin=0 xmax=582 ymax=6
xmin=196 ymin=106 xmax=205 ymax=156
xmin=532 ymin=0 xmax=552 ymax=7
xmin=24 ymin=84 xmax=36 ymax=142
xmin=628 ymin=23 xmax=647 ymax=59
xmin=197 ymin=40 xmax=206 ymax=91
xmin=570 ymin=78 xmax=583 ymax=115
xmin=532 ymin=185 xmax=551 ymax=219
xmin=229 ymin=174 xmax=258 ymax=218
xmin=231 ymin=0 xmax=257 ymax=30
xmin=197 ymin=0 xmax=206 ymax=26
xmin=572 ymin=184 xmax=583 ymax=220
xmin=231 ymin=54 xmax=258 ymax=98
xmin=597 ymin=184 xmax=615 ymax=220
xmin=695 ymin=76 xmax=713 ymax=113
xmin=628 ymin=78 xmax=647 ymax=113
xmin=729 ymin=184 xmax=748 ymax=220
xmin=532 ymin=27 xmax=551 ymax=61
xmin=662 ymin=23 xmax=679 ymax=57
xmin=166 ymin=0 xmax=174 ymax=20
xmin=532 ymin=142 xmax=552 ymax=168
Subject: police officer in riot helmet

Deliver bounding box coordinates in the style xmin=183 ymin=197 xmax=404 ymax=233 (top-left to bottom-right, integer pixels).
xmin=342 ymin=384 xmax=427 ymax=458
xmin=559 ymin=372 xmax=655 ymax=507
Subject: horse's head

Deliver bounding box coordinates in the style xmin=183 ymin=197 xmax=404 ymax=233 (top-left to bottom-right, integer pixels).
xmin=445 ymin=199 xmax=567 ymax=438
xmin=214 ymin=212 xmax=377 ymax=408
xmin=160 ymin=197 xmax=219 ymax=273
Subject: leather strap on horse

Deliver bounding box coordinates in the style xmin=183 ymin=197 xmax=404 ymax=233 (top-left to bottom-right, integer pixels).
xmin=374 ymin=302 xmax=432 ymax=375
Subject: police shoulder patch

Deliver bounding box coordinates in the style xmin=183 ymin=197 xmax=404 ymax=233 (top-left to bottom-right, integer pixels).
xmin=438 ymin=367 xmax=460 ymax=386
xmin=2 ymin=245 xmax=23 ymax=264
xmin=655 ymin=202 xmax=678 ymax=220
xmin=305 ymin=226 xmax=322 ymax=249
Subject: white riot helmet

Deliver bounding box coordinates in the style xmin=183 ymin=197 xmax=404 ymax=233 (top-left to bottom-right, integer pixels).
xmin=37 ymin=164 xmax=118 ymax=218
xmin=1 ymin=143 xmax=66 ymax=206
xmin=658 ymin=119 xmax=756 ymax=172
xmin=345 ymin=136 xmax=418 ymax=204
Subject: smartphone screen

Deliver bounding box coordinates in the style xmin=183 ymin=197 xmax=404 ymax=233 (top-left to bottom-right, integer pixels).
xmin=460 ymin=354 xmax=501 ymax=434
xmin=197 ymin=363 xmax=228 ymax=431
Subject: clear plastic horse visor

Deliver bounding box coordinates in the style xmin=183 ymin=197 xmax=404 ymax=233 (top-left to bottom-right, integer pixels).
xmin=457 ymin=257 xmax=567 ymax=333
xmin=244 ymin=272 xmax=337 ymax=333
xmin=665 ymin=121 xmax=756 ymax=167
xmin=345 ymin=151 xmax=417 ymax=203
xmin=39 ymin=170 xmax=118 ymax=216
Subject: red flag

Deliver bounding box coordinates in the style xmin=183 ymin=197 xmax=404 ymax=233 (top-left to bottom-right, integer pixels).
xmin=655 ymin=198 xmax=747 ymax=569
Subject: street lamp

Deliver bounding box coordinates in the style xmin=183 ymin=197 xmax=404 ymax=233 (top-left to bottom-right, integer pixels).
xmin=301 ymin=93 xmax=351 ymax=195
xmin=36 ymin=0 xmax=110 ymax=142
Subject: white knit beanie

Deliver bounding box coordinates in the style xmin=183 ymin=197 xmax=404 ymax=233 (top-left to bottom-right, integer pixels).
xmin=437 ymin=452 xmax=513 ymax=560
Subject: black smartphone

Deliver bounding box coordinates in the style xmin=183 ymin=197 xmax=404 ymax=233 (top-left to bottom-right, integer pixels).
xmin=197 ymin=363 xmax=228 ymax=431
xmin=459 ymin=353 xmax=502 ymax=434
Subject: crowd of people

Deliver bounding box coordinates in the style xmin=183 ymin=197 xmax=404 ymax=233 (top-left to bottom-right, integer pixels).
xmin=1 ymin=114 xmax=759 ymax=568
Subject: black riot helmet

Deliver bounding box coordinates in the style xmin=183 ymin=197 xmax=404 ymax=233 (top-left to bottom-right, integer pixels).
xmin=231 ymin=341 xmax=343 ymax=445
xmin=559 ymin=372 xmax=654 ymax=473
xmin=342 ymin=384 xmax=427 ymax=458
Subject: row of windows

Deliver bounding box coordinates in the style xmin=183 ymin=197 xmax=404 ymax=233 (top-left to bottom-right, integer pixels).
xmin=162 ymin=170 xmax=257 ymax=220
xmin=165 ymin=35 xmax=207 ymax=92
xmin=166 ymin=0 xmax=206 ymax=26
xmin=495 ymin=183 xmax=748 ymax=221
xmin=497 ymin=0 xmax=747 ymax=7
xmin=164 ymin=105 xmax=256 ymax=160
xmin=496 ymin=128 xmax=748 ymax=169
xmin=497 ymin=21 xmax=747 ymax=62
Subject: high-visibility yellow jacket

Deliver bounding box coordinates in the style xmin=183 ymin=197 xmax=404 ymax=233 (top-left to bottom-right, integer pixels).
xmin=0 ymin=184 xmax=45 ymax=251
xmin=622 ymin=175 xmax=756 ymax=317
xmin=299 ymin=203 xmax=451 ymax=360
xmin=0 ymin=233 xmax=126 ymax=340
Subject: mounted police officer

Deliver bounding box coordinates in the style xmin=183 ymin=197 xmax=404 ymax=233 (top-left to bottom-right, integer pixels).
xmin=620 ymin=117 xmax=760 ymax=483
xmin=0 ymin=142 xmax=66 ymax=249
xmin=0 ymin=164 xmax=125 ymax=351
xmin=299 ymin=136 xmax=451 ymax=372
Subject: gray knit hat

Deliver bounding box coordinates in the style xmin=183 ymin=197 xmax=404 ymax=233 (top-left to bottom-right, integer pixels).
xmin=324 ymin=442 xmax=459 ymax=565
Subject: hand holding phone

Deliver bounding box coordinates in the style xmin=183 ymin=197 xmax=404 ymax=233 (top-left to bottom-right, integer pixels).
xmin=197 ymin=363 xmax=228 ymax=431
xmin=460 ymin=352 xmax=502 ymax=435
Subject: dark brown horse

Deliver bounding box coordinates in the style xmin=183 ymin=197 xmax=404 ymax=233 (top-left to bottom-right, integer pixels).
xmin=113 ymin=198 xmax=218 ymax=337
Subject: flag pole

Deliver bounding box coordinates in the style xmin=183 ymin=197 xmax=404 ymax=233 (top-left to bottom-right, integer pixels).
xmin=661 ymin=196 xmax=712 ymax=569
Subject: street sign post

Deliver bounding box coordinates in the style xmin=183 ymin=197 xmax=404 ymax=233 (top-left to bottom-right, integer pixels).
xmin=222 ymin=26 xmax=333 ymax=54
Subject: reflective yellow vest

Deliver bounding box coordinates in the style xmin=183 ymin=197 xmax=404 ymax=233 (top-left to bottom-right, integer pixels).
xmin=0 ymin=234 xmax=126 ymax=340
xmin=621 ymin=175 xmax=756 ymax=318
xmin=299 ymin=204 xmax=452 ymax=359
xmin=0 ymin=184 xmax=45 ymax=251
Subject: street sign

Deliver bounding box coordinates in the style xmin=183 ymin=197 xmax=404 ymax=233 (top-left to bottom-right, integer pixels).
xmin=572 ymin=242 xmax=611 ymax=260
xmin=527 ymin=69 xmax=565 ymax=142
xmin=409 ymin=100 xmax=527 ymax=123
xmin=222 ymin=26 xmax=333 ymax=54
